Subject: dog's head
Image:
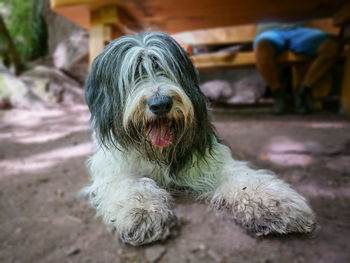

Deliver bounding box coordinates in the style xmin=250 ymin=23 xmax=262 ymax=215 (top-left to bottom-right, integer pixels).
xmin=85 ymin=32 xmax=215 ymax=172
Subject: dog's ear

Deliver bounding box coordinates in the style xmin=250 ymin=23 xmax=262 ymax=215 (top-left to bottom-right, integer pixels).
xmin=85 ymin=72 xmax=98 ymax=110
xmin=84 ymin=61 xmax=120 ymax=146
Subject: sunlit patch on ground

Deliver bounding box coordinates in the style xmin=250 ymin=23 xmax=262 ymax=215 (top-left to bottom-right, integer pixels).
xmin=0 ymin=105 xmax=93 ymax=178
xmin=0 ymin=142 xmax=93 ymax=178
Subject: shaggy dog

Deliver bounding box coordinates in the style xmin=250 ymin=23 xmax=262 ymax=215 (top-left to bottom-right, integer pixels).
xmin=83 ymin=31 xmax=315 ymax=246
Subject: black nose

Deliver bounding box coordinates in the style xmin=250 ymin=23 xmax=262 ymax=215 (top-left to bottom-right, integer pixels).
xmin=147 ymin=95 xmax=173 ymax=115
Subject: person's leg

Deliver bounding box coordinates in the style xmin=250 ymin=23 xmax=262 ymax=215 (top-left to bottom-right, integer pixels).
xmin=254 ymin=31 xmax=288 ymax=114
xmin=301 ymin=37 xmax=341 ymax=87
xmin=254 ymin=30 xmax=287 ymax=90
xmin=254 ymin=40 xmax=281 ymax=91
xmin=288 ymin=29 xmax=342 ymax=113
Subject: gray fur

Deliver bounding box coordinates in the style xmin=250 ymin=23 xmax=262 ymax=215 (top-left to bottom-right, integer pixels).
xmin=85 ymin=31 xmax=215 ymax=175
xmin=83 ymin=32 xmax=315 ymax=246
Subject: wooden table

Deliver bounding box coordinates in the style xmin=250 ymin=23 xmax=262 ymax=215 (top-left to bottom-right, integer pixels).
xmin=50 ymin=0 xmax=350 ymax=113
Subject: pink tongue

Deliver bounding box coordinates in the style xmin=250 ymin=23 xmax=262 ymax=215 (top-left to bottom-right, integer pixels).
xmin=149 ymin=125 xmax=171 ymax=147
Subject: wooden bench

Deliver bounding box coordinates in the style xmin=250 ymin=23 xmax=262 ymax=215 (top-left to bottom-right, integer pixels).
xmin=173 ymin=19 xmax=344 ymax=109
xmin=172 ymin=18 xmax=340 ymax=70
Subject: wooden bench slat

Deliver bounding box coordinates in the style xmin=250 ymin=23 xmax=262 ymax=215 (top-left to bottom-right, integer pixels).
xmin=173 ymin=18 xmax=339 ymax=47
xmin=186 ymin=18 xmax=338 ymax=70
xmin=192 ymin=51 xmax=310 ymax=70
xmin=173 ymin=25 xmax=257 ymax=46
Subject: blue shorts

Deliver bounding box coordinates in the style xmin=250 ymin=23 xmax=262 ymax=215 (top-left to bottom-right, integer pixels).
xmin=253 ymin=28 xmax=331 ymax=57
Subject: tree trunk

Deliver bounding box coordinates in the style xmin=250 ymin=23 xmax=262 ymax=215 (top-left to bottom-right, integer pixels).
xmin=0 ymin=14 xmax=21 ymax=75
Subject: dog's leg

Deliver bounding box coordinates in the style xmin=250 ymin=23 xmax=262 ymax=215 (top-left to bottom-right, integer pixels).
xmin=212 ymin=158 xmax=315 ymax=235
xmin=182 ymin=142 xmax=315 ymax=236
xmin=83 ymin=148 xmax=177 ymax=246
xmin=209 ymin=144 xmax=316 ymax=235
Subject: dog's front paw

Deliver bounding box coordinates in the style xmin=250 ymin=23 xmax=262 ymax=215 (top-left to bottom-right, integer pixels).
xmin=232 ymin=193 xmax=316 ymax=236
xmin=212 ymin=176 xmax=316 ymax=236
xmin=116 ymin=206 xmax=178 ymax=246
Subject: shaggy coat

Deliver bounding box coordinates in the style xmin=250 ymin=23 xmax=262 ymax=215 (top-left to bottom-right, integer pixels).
xmin=84 ymin=32 xmax=315 ymax=246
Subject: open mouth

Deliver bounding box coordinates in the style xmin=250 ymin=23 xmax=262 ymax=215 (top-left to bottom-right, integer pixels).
xmin=148 ymin=117 xmax=172 ymax=147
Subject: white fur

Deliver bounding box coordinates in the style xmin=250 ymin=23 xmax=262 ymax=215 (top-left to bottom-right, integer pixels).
xmin=84 ymin=137 xmax=315 ymax=245
xmin=84 ymin=32 xmax=315 ymax=246
xmin=83 ymin=147 xmax=177 ymax=245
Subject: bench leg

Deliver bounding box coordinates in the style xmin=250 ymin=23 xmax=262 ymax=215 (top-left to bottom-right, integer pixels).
xmin=89 ymin=25 xmax=111 ymax=66
xmin=341 ymin=47 xmax=350 ymax=114
xmin=89 ymin=6 xmax=119 ymax=67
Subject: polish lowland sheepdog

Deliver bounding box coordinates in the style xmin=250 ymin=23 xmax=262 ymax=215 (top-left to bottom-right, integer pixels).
xmin=83 ymin=32 xmax=315 ymax=246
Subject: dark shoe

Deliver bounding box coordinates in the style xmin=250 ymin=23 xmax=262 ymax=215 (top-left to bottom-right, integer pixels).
xmin=294 ymin=85 xmax=311 ymax=114
xmin=271 ymin=89 xmax=287 ymax=115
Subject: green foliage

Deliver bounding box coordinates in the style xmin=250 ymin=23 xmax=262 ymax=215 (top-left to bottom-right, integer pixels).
xmin=1 ymin=0 xmax=48 ymax=62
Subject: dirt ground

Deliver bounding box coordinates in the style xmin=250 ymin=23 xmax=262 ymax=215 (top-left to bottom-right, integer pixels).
xmin=0 ymin=105 xmax=350 ymax=263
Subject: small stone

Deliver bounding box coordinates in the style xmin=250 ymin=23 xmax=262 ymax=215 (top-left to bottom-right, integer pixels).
xmin=190 ymin=242 xmax=208 ymax=253
xmin=145 ymin=245 xmax=166 ymax=263
xmin=207 ymin=249 xmax=222 ymax=262
xmin=56 ymin=189 xmax=65 ymax=197
xmin=15 ymin=228 xmax=22 ymax=234
xmin=198 ymin=243 xmax=207 ymax=251
xmin=66 ymin=215 xmax=82 ymax=223
xmin=37 ymin=178 xmax=49 ymax=184
xmin=66 ymin=247 xmax=81 ymax=256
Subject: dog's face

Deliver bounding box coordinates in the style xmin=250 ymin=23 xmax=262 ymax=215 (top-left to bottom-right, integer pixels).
xmin=122 ymin=74 xmax=194 ymax=149
xmin=85 ymin=32 xmax=215 ymax=173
